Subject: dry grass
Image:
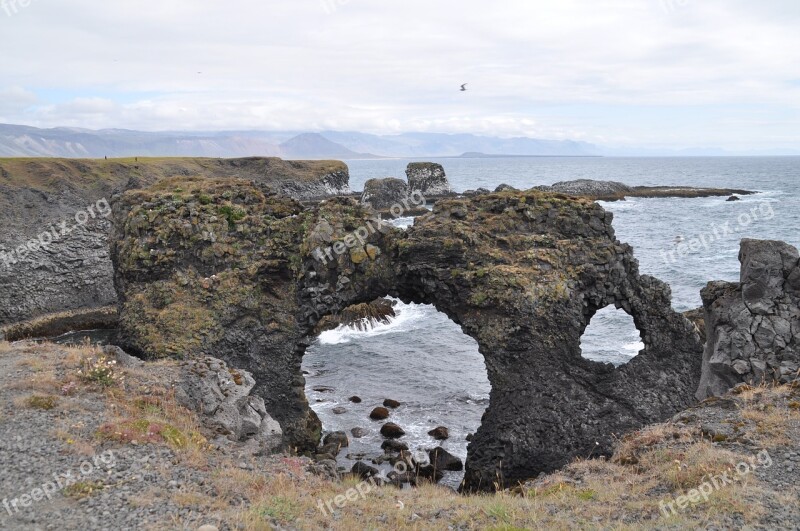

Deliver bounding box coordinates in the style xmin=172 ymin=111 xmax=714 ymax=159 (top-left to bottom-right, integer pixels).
xmin=1 ymin=340 xmax=789 ymax=530
xmin=0 ymin=340 xmax=12 ymax=356
xmin=23 ymin=394 xmax=59 ymax=410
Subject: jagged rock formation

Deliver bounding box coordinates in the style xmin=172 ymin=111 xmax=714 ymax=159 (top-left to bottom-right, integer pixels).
xmin=111 ymin=177 xmax=704 ymax=492
xmin=361 ymin=178 xmax=409 ymax=210
xmin=174 ymin=356 xmax=283 ymax=454
xmin=406 ymin=162 xmax=452 ymax=196
xmin=697 ymin=240 xmax=800 ymax=399
xmin=0 ymin=157 xmax=350 ymax=327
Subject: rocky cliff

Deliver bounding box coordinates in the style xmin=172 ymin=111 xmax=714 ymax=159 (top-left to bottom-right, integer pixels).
xmin=111 ymin=179 xmax=704 ymax=492
xmin=697 ymin=239 xmax=800 ymax=398
xmin=0 ymin=157 xmax=350 ymax=327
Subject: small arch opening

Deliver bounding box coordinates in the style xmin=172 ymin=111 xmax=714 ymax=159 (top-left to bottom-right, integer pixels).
xmin=580 ymin=306 xmax=644 ymax=366
xmin=302 ymin=297 xmax=490 ymax=489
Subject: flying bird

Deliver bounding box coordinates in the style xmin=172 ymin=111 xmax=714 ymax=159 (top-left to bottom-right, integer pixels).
xmin=460 ymin=83 xmax=468 ymax=92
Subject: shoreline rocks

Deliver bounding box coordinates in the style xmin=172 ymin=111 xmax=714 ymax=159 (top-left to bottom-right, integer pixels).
xmin=532 ymin=179 xmax=756 ymax=201
xmin=697 ymin=239 xmax=800 ymax=399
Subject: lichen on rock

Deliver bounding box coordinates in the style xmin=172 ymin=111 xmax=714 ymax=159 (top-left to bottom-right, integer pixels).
xmin=112 ymin=178 xmax=705 ymax=492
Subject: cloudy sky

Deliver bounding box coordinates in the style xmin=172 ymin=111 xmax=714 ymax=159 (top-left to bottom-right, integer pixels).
xmin=1 ymin=0 xmax=798 ymax=150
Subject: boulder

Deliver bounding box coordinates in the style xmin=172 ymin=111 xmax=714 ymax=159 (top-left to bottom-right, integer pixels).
xmin=383 ymin=399 xmax=401 ymax=409
xmin=380 ymin=423 xmax=406 ymax=439
xmin=351 ymin=461 xmax=379 ymax=480
xmin=727 ymin=195 xmax=741 ymax=202
xmin=323 ymin=431 xmax=349 ymax=449
xmin=428 ymin=426 xmax=449 ymax=440
xmin=370 ymin=407 xmax=390 ymax=420
xmin=406 ymin=162 xmax=452 ymax=196
xmin=174 ymin=356 xmax=282 ymax=453
xmin=350 ymin=427 xmax=368 ymax=438
xmin=349 ymin=396 xmax=362 ymax=403
xmin=494 ymin=184 xmax=518 ymax=192
xmin=429 ymin=447 xmax=464 ymax=471
xmin=381 ymin=439 xmax=409 ymax=453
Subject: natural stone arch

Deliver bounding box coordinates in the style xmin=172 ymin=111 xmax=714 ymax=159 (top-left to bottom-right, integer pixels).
xmin=111 ymin=178 xmax=703 ymax=492
xmin=579 ymin=305 xmax=644 ymax=365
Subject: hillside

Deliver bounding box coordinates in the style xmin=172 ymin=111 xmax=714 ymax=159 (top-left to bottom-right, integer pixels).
xmin=1 ymin=338 xmax=797 ymax=530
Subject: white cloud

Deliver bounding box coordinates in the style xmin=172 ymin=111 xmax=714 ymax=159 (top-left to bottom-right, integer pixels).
xmin=0 ymin=0 xmax=798 ymax=148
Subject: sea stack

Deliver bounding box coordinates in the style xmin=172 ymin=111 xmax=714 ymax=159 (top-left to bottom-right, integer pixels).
xmin=406 ymin=162 xmax=452 ymax=196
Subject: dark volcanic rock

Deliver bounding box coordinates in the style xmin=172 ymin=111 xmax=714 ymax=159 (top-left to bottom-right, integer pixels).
xmin=536 ymin=179 xmax=755 ymax=201
xmin=323 ymin=431 xmax=349 ymax=448
xmin=112 ymin=180 xmax=704 ymax=492
xmin=383 ymin=399 xmax=401 ymax=409
xmin=727 ymin=195 xmax=741 ymax=202
xmin=351 ymin=461 xmax=379 ymax=480
xmin=406 ymin=162 xmax=452 ymax=197
xmin=415 ymin=464 xmax=444 ymax=483
xmin=361 ymin=178 xmax=409 ymax=210
xmin=0 ymin=157 xmax=350 ymax=327
xmin=369 ymin=407 xmax=390 ymax=420
xmin=495 ymin=184 xmax=518 ymax=192
xmin=348 ymin=396 xmax=362 ymax=403
xmin=697 ymin=239 xmax=800 ymax=399
xmin=548 ymin=179 xmax=633 ymax=197
xmin=429 ymin=447 xmax=463 ymax=471
xmin=314 ymin=298 xmax=395 ymax=334
xmin=380 ymin=423 xmax=406 ymax=439
xmin=428 ymin=426 xmax=449 ymax=440
xmin=331 ymin=406 xmax=347 ymax=415
xmin=350 ymin=427 xmax=368 ymax=438
xmin=381 ymin=440 xmax=409 ymax=453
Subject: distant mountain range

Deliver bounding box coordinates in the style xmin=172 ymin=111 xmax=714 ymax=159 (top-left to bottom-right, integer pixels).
xmin=1 ymin=123 xmax=797 ymax=158
xmin=0 ymin=124 xmax=598 ymax=159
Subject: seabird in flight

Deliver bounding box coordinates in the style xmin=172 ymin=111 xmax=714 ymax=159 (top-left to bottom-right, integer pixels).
xmin=460 ymin=83 xmax=468 ymax=92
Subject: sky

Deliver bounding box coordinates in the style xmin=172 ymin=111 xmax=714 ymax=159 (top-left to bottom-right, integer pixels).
xmin=0 ymin=0 xmax=799 ymax=151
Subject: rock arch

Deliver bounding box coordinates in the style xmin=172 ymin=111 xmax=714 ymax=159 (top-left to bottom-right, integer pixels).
xmin=111 ymin=178 xmax=703 ymax=492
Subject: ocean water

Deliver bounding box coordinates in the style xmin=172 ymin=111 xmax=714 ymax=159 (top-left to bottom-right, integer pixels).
xmin=303 ymin=157 xmax=800 ymax=486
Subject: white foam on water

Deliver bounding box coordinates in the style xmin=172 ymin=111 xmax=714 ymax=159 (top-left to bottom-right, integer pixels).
xmin=389 ymin=216 xmax=415 ymax=229
xmin=317 ymin=299 xmax=430 ymax=345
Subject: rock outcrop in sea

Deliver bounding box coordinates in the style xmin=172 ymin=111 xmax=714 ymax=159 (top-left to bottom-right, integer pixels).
xmin=533 ymin=178 xmax=755 ymax=201
xmin=697 ymin=239 xmax=800 ymax=398
xmin=361 ymin=178 xmax=410 ymax=210
xmin=110 ymin=177 xmax=705 ymax=491
xmin=406 ymin=162 xmax=452 ymax=196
